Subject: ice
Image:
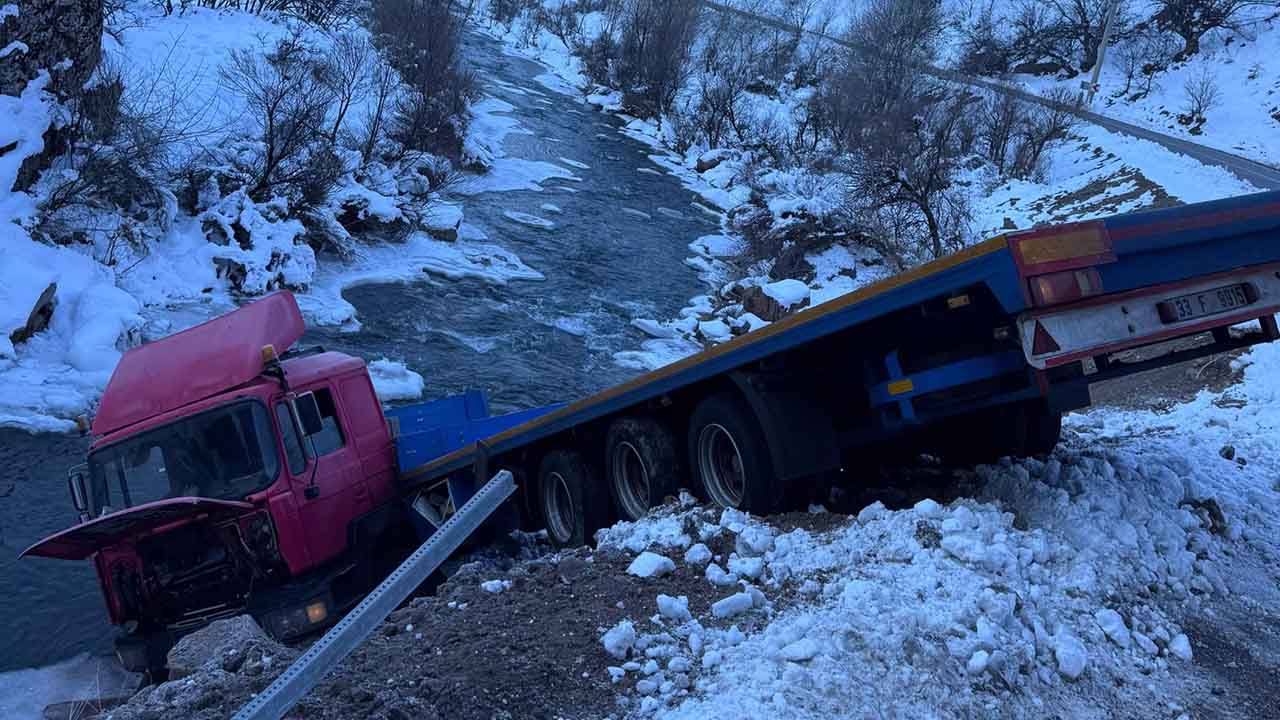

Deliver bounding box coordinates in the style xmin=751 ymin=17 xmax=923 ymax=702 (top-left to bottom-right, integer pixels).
xmin=367 ymin=359 xmax=425 ymax=402
xmin=502 ymin=210 xmax=556 ymax=229
xmin=1053 ymin=634 xmax=1088 ymax=680
xmin=622 ymin=208 xmax=653 ymax=220
xmin=539 ymin=203 xmax=562 ymax=213
xmin=628 ymin=552 xmax=676 ymax=578
xmin=558 ymin=156 xmax=591 ymax=169
xmin=704 ymin=563 xmax=737 ymax=587
xmin=602 ymin=620 xmax=637 ymax=660
xmin=1169 ymin=634 xmax=1193 ymax=662
xmin=0 ymin=654 xmax=138 ymax=720
xmin=480 ymin=579 xmax=511 ymax=594
xmin=656 ymin=207 xmax=685 ymax=219
xmin=1095 ymin=609 xmax=1131 ymax=649
xmin=656 ymin=594 xmax=692 ymax=622
xmin=596 ymin=508 xmax=694 ymax=553
xmin=967 ymin=649 xmax=991 ymax=675
xmin=698 ymin=319 xmax=731 ymax=342
xmin=762 ymin=279 xmax=810 ymax=309
xmin=711 ymin=592 xmax=754 ymax=619
xmin=779 ymin=638 xmax=820 ymax=663
xmin=683 ymin=544 xmax=712 ymax=566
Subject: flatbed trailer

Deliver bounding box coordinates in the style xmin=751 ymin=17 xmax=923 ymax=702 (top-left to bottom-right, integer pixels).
xmin=391 ymin=190 xmax=1280 ymax=543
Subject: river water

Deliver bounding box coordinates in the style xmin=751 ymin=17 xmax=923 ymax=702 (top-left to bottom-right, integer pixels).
xmin=0 ymin=33 xmax=711 ymax=673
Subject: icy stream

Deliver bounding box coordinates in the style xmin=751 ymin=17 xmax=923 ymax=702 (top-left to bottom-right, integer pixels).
xmin=0 ymin=31 xmax=710 ymax=679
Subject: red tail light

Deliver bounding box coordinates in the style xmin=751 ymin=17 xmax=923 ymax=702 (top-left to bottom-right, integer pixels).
xmin=1029 ymin=268 xmax=1105 ymax=306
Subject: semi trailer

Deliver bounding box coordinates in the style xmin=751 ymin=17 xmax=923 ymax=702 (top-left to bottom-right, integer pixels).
xmin=22 ymin=189 xmax=1280 ymax=673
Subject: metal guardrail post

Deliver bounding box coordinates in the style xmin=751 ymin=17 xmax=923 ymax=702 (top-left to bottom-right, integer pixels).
xmin=232 ymin=470 xmax=517 ymax=720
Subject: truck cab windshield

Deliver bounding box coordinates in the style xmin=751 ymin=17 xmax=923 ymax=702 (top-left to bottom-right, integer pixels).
xmin=86 ymin=401 xmax=281 ymax=517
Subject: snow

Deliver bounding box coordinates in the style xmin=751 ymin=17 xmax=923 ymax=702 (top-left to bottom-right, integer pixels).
xmin=1 ymin=40 xmax=28 ymax=58
xmin=627 ymin=551 xmax=676 ymax=578
xmin=683 ymin=544 xmax=712 ymax=566
xmin=0 ymin=3 xmax=17 ymax=19
xmin=1169 ymin=634 xmax=1194 ymax=662
xmin=710 ymin=592 xmax=754 ymax=619
xmin=539 ymin=203 xmax=562 ymax=214
xmin=1095 ymin=609 xmax=1131 ymax=649
xmin=1053 ymin=634 xmax=1089 ymax=680
xmin=502 ymin=210 xmax=556 ymax=229
xmin=480 ymin=579 xmax=511 ymax=594
xmin=778 ymin=638 xmax=821 ymax=663
xmin=0 ymin=654 xmax=138 ymax=720
xmin=367 ymin=359 xmax=425 ymax=402
xmin=657 ymin=594 xmax=692 ymax=623
xmin=602 ymin=620 xmax=637 ymax=660
xmin=558 ymin=156 xmax=590 ymax=170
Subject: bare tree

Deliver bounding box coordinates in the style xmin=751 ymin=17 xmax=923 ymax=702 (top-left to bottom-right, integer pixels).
xmin=615 ymin=0 xmax=702 ymax=116
xmin=981 ymin=91 xmax=1025 ymax=174
xmin=1011 ymin=87 xmax=1078 ymax=178
xmin=219 ymin=30 xmax=339 ymax=200
xmin=325 ymin=32 xmax=373 ymax=145
xmin=1181 ymin=68 xmax=1221 ymax=125
xmin=358 ymin=61 xmax=400 ymax=164
xmin=1153 ymin=0 xmax=1280 ymax=59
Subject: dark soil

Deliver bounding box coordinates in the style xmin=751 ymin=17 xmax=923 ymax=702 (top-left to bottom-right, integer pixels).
xmin=1086 ymin=333 xmax=1248 ymax=411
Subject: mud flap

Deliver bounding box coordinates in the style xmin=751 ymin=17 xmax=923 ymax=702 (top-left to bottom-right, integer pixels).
xmin=728 ymin=371 xmax=840 ymax=484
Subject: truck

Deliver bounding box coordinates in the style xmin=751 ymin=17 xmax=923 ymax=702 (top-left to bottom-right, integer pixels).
xmin=22 ymin=189 xmax=1280 ymax=674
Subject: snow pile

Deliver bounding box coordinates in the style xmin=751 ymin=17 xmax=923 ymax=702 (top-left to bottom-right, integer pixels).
xmin=591 ymin=428 xmax=1260 ymax=717
xmin=367 ymin=358 xmax=425 ymax=402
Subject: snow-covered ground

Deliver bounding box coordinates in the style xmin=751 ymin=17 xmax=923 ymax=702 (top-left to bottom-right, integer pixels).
xmin=999 ymin=11 xmax=1280 ymax=168
xmin=0 ymin=4 xmax=560 ymax=431
xmin=591 ymin=341 xmax=1280 ymax=718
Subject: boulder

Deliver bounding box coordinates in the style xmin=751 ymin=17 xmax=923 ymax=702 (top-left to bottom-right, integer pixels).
xmin=737 ymin=284 xmax=809 ymax=322
xmin=166 ymin=615 xmax=288 ymax=679
xmin=9 ymin=282 xmax=56 ymax=346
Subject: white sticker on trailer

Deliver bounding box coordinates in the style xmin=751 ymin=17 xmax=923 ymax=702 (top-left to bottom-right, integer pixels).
xmin=1018 ymin=267 xmax=1280 ymax=369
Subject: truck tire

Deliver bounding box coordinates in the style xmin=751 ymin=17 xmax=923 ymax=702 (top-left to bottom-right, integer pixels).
xmin=606 ymin=417 xmax=681 ymax=521
xmin=537 ymin=450 xmax=608 ymax=548
xmin=688 ymin=392 xmax=782 ymax=513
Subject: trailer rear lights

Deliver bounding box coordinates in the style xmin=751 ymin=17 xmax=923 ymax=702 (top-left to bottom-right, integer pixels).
xmin=1031 ymin=321 xmax=1060 ymax=356
xmin=306 ymin=601 xmax=328 ymax=624
xmin=1009 ymin=220 xmax=1115 ymax=275
xmin=1029 ymin=268 xmax=1104 ymax=306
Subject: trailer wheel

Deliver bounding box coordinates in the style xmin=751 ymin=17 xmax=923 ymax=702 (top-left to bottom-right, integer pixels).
xmin=1021 ymin=400 xmax=1062 ymax=457
xmin=606 ymin=417 xmax=680 ymax=521
xmin=688 ymin=393 xmax=781 ymax=513
xmin=537 ymin=450 xmax=608 ymax=548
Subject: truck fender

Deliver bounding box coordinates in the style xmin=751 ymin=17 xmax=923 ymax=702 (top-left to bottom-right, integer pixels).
xmin=727 ymin=371 xmax=840 ymax=483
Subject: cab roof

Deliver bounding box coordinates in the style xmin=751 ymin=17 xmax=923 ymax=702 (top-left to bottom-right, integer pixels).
xmin=92 ymin=292 xmax=305 ymax=437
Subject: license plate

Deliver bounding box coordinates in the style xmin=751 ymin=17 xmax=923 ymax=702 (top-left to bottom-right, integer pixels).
xmin=1157 ymin=283 xmax=1254 ymax=324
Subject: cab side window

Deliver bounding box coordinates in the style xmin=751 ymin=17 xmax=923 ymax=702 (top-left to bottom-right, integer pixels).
xmin=276 ymin=404 xmax=307 ymax=475
xmin=309 ymin=388 xmax=346 ymax=456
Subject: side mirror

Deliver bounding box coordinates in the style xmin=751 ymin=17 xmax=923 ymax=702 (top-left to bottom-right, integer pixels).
xmin=67 ymin=464 xmax=89 ymax=519
xmin=294 ymin=392 xmax=324 ymax=437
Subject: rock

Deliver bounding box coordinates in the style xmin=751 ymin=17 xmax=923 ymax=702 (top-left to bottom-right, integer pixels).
xmin=1219 ymin=445 xmax=1235 ymax=461
xmin=628 ymin=551 xmax=676 ymax=578
xmin=683 ymin=543 xmax=712 ymax=566
xmin=422 ymin=201 xmax=463 ymax=242
xmin=780 ymin=639 xmax=821 ymax=662
xmin=1134 ymin=631 xmax=1159 ymax=656
xmin=967 ymin=649 xmax=991 ymax=675
xmin=657 ymin=594 xmax=692 ymax=622
xmin=602 ymin=620 xmax=637 ymax=660
xmin=9 ymin=282 xmax=55 ymax=346
xmin=739 ymin=284 xmax=808 ymax=322
xmin=607 ymin=666 xmax=626 ymax=683
xmin=667 ymin=656 xmax=691 ymax=673
xmin=642 ymin=659 xmax=659 ymax=675
xmin=711 ymin=592 xmax=754 ymax=619
xmin=166 ymin=615 xmax=283 ymax=680
xmin=2 ymin=0 xmax=103 ymax=191
xmin=1095 ymin=609 xmax=1132 ymax=649
xmin=694 ymin=149 xmax=734 ymax=173
xmin=1169 ymin=633 xmax=1193 ymax=662
xmin=1053 ymin=634 xmax=1088 ymax=680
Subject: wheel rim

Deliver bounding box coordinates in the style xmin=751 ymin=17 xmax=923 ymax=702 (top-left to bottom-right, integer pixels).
xmin=611 ymin=441 xmax=650 ymax=520
xmin=697 ymin=423 xmax=745 ymax=508
xmin=543 ymin=471 xmax=575 ymax=543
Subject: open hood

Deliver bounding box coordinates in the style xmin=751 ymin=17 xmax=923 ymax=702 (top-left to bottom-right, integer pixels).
xmin=20 ymin=497 xmax=255 ymax=561
xmin=92 ymin=291 xmax=304 ymax=437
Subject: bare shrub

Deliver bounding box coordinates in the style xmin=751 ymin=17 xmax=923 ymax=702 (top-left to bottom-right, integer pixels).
xmin=325 ymin=32 xmax=374 ymax=145
xmin=614 ymin=0 xmax=702 ymax=117
xmin=981 ymin=91 xmax=1026 ymax=174
xmin=357 ymin=61 xmax=400 ymax=164
xmin=1010 ymin=87 xmax=1078 ymax=179
xmin=1181 ymin=68 xmax=1221 ymax=125
xmin=219 ymin=30 xmax=339 ymax=202
xmin=371 ymin=0 xmax=476 ymax=156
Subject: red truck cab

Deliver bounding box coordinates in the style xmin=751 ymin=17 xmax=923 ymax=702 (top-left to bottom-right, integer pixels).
xmin=22 ymin=293 xmax=407 ymax=672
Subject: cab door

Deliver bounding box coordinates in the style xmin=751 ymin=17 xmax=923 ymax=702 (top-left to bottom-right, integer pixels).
xmin=275 ymin=386 xmax=371 ymax=571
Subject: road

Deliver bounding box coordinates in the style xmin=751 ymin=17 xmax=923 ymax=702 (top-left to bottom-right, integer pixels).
xmin=699 ymin=0 xmax=1280 ymax=190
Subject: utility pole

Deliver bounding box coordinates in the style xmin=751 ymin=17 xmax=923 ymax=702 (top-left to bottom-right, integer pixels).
xmin=1083 ymin=1 xmax=1120 ymax=106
